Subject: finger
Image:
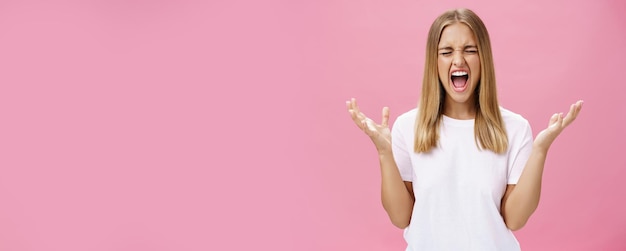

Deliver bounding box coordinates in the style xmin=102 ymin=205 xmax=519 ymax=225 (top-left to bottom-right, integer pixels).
xmin=549 ymin=113 xmax=563 ymax=128
xmin=350 ymin=98 xmax=361 ymax=114
xmin=381 ymin=107 xmax=390 ymax=127
xmin=563 ymin=104 xmax=577 ymax=126
xmin=574 ymin=100 xmax=583 ymax=114
xmin=350 ymin=111 xmax=363 ymax=130
xmin=351 ymin=98 xmax=369 ymax=122
xmin=351 ymin=98 xmax=359 ymax=113
xmin=360 ymin=119 xmax=365 ymax=128
xmin=562 ymin=101 xmax=581 ymax=127
xmin=346 ymin=101 xmax=356 ymax=117
xmin=574 ymin=100 xmax=584 ymax=118
xmin=347 ymin=99 xmax=360 ymax=118
xmin=362 ymin=119 xmax=376 ymax=137
xmin=347 ymin=99 xmax=355 ymax=114
xmin=347 ymin=99 xmax=364 ymax=129
xmin=354 ymin=112 xmax=370 ymax=131
xmin=548 ymin=113 xmax=559 ymax=126
xmin=365 ymin=118 xmax=378 ymax=132
xmin=351 ymin=108 xmax=365 ymax=122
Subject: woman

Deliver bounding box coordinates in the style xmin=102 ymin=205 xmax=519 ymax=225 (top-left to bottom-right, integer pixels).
xmin=346 ymin=8 xmax=583 ymax=251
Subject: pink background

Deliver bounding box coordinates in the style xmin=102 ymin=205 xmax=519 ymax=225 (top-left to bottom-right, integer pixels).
xmin=0 ymin=0 xmax=624 ymax=250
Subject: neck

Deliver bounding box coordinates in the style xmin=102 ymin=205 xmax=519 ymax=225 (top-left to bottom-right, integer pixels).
xmin=443 ymin=99 xmax=476 ymax=120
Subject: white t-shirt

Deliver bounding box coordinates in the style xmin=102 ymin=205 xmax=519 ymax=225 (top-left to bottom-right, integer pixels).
xmin=391 ymin=107 xmax=533 ymax=251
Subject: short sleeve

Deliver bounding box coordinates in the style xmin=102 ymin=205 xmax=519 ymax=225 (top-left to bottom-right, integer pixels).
xmin=391 ymin=116 xmax=414 ymax=182
xmin=507 ymin=120 xmax=533 ymax=184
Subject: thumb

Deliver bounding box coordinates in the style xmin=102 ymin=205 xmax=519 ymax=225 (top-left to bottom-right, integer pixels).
xmin=382 ymin=107 xmax=390 ymax=127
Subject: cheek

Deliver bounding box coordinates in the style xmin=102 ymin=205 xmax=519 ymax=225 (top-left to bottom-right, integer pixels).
xmin=438 ymin=60 xmax=448 ymax=81
xmin=469 ymin=58 xmax=481 ymax=79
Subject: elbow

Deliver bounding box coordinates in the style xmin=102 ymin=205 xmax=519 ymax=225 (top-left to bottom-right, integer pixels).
xmin=505 ymin=218 xmax=527 ymax=231
xmin=501 ymin=203 xmax=535 ymax=231
xmin=382 ymin=199 xmax=414 ymax=229
xmin=391 ymin=220 xmax=409 ymax=229
xmin=389 ymin=215 xmax=411 ymax=229
xmin=502 ymin=207 xmax=534 ymax=231
xmin=385 ymin=207 xmax=412 ymax=229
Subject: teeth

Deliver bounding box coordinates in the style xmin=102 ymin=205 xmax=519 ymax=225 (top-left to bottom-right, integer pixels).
xmin=451 ymin=71 xmax=468 ymax=76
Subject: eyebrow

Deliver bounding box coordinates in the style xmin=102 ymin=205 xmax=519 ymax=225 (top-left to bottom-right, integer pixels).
xmin=438 ymin=45 xmax=478 ymax=51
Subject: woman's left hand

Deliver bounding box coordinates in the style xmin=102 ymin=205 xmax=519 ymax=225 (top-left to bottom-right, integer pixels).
xmin=533 ymin=100 xmax=584 ymax=152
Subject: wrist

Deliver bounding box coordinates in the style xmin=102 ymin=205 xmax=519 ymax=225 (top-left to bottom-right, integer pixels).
xmin=377 ymin=149 xmax=393 ymax=158
xmin=531 ymin=143 xmax=550 ymax=155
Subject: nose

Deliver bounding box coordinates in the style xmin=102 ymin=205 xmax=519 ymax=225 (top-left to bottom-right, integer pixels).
xmin=452 ymin=52 xmax=465 ymax=67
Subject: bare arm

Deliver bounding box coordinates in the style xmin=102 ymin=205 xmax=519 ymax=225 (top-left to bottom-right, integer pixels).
xmin=379 ymin=151 xmax=415 ymax=228
xmin=347 ymin=98 xmax=415 ymax=228
xmin=501 ymin=100 xmax=583 ymax=230
xmin=501 ymin=147 xmax=547 ymax=230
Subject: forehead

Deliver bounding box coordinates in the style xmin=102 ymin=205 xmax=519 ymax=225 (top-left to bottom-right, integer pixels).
xmin=438 ymin=23 xmax=477 ymax=47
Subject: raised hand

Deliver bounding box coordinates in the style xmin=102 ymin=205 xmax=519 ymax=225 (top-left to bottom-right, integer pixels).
xmin=346 ymin=98 xmax=392 ymax=153
xmin=533 ymin=100 xmax=584 ymax=152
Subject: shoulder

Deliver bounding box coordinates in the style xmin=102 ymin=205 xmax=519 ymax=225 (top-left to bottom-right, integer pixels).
xmin=394 ymin=108 xmax=418 ymax=128
xmin=499 ymin=107 xmax=530 ymax=129
xmin=391 ymin=108 xmax=417 ymax=138
xmin=499 ymin=107 xmax=532 ymax=142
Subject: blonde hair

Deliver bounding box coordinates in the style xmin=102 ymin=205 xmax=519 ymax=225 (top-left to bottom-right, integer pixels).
xmin=414 ymin=8 xmax=508 ymax=154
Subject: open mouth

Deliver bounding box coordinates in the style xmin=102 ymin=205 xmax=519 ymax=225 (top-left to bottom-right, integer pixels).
xmin=450 ymin=71 xmax=468 ymax=92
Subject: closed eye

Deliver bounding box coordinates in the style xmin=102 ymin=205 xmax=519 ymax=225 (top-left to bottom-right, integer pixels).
xmin=465 ymin=50 xmax=478 ymax=54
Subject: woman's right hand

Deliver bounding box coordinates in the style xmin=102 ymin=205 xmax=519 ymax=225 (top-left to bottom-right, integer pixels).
xmin=346 ymin=98 xmax=392 ymax=153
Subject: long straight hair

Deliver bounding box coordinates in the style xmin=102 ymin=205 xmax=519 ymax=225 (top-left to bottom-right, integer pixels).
xmin=414 ymin=8 xmax=508 ymax=154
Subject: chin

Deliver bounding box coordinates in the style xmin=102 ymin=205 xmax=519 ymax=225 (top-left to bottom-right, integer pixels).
xmin=446 ymin=91 xmax=476 ymax=104
xmin=450 ymin=96 xmax=473 ymax=104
